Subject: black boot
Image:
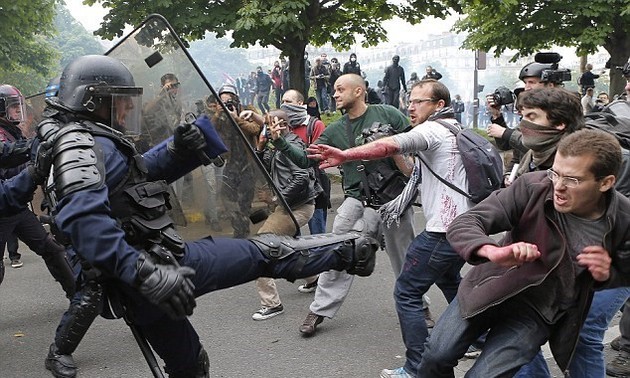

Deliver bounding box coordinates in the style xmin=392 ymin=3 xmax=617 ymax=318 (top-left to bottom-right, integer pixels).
xmin=45 ymin=343 xmax=77 ymax=378
xmin=166 ymin=346 xmax=210 ymax=378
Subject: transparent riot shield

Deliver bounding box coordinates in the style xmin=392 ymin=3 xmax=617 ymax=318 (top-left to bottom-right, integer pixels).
xmin=28 ymin=14 xmax=298 ymax=238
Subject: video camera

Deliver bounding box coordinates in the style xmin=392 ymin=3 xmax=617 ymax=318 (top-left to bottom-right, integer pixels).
xmin=533 ymin=52 xmax=572 ymax=84
xmin=488 ymin=86 xmax=516 ymax=107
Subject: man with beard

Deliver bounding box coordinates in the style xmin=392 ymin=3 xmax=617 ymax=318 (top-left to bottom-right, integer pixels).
xmin=309 ymin=79 xmax=472 ymax=378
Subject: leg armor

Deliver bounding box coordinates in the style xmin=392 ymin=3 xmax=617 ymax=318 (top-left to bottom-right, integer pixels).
xmin=249 ymin=232 xmax=379 ymax=280
xmin=0 ymin=259 xmax=4 ymax=286
xmin=45 ymin=281 xmax=103 ymax=378
xmin=165 ymin=346 xmax=210 ymax=378
xmin=41 ymin=235 xmax=76 ymax=298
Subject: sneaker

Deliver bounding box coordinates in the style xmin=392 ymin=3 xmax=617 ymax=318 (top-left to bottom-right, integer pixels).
xmin=297 ymin=278 xmax=318 ymax=293
xmin=45 ymin=343 xmax=77 ymax=378
xmin=612 ymin=335 xmax=623 ymax=351
xmin=380 ymin=367 xmax=413 ymax=378
xmin=252 ymin=304 xmax=284 ymax=321
xmin=10 ymin=259 xmax=23 ymax=268
xmin=424 ymin=308 xmax=435 ymax=328
xmin=299 ymin=311 xmax=324 ymax=337
xmin=607 ymin=350 xmax=630 ymax=377
xmin=464 ymin=344 xmax=483 ymax=359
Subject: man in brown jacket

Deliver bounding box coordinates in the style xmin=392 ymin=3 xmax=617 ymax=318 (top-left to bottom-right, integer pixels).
xmin=417 ymin=129 xmax=630 ymax=377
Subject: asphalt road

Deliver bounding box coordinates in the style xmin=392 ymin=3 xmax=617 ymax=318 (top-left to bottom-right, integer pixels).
xmin=0 ymin=185 xmax=622 ymax=378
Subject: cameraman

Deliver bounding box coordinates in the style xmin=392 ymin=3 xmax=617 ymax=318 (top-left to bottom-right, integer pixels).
xmin=486 ymin=59 xmax=564 ymax=186
xmin=215 ymin=84 xmax=261 ymax=238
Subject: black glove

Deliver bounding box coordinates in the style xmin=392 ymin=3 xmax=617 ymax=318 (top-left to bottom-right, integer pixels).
xmin=169 ymin=123 xmax=207 ymax=158
xmin=135 ymin=253 xmax=197 ymax=319
xmin=28 ymin=140 xmax=55 ymax=185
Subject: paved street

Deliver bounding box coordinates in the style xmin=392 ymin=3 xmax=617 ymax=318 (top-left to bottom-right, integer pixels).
xmin=0 ymin=180 xmax=622 ymax=377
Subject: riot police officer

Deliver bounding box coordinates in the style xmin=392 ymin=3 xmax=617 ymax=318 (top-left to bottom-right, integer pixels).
xmin=0 ymin=84 xmax=74 ymax=294
xmin=41 ymin=55 xmax=378 ymax=378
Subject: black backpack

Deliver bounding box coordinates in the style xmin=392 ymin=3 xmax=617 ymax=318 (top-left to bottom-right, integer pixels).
xmin=418 ymin=120 xmax=503 ymax=203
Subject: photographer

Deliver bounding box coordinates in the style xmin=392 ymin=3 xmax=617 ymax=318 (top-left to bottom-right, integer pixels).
xmin=486 ymin=54 xmax=569 ymax=186
xmin=215 ymin=84 xmax=261 ymax=238
xmin=250 ymin=109 xmax=323 ymax=320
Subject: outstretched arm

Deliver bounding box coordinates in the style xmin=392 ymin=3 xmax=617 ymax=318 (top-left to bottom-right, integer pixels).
xmin=307 ymin=136 xmax=401 ymax=169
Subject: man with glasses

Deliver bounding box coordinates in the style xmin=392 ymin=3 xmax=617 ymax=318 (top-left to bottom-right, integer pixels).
xmin=416 ymin=127 xmax=630 ymax=377
xmin=309 ymin=79 xmax=472 ymax=378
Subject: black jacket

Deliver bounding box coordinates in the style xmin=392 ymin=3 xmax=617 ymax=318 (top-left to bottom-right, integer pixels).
xmin=258 ymin=133 xmax=322 ymax=208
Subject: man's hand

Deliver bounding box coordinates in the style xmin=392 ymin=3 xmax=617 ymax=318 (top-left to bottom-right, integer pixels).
xmin=307 ymin=144 xmax=346 ymax=169
xmin=577 ymin=246 xmax=611 ymax=282
xmin=486 ymin=123 xmax=506 ymax=138
xmin=269 ymin=116 xmax=286 ymax=141
xmin=135 ymin=254 xmax=197 ymax=319
xmin=477 ymin=242 xmax=541 ymax=267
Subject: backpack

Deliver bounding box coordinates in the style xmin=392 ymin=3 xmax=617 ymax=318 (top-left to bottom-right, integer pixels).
xmin=306 ymin=117 xmax=331 ymax=209
xmin=418 ymin=119 xmax=503 ymax=203
xmin=584 ymin=99 xmax=630 ymax=197
xmin=584 ymin=100 xmax=630 ymax=149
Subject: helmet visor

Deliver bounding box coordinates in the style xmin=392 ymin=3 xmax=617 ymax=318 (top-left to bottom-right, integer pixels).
xmin=1 ymin=96 xmax=25 ymax=125
xmin=111 ymin=91 xmax=143 ymax=136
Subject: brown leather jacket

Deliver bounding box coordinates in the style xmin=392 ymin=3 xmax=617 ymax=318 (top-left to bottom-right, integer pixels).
xmin=447 ymin=170 xmax=630 ymax=371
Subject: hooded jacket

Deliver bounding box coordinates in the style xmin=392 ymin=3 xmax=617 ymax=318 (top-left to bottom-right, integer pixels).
xmin=447 ymin=170 xmax=630 ymax=371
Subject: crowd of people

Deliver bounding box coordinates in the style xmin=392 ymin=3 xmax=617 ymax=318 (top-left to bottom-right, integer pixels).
xmin=2 ymin=46 xmax=630 ymax=378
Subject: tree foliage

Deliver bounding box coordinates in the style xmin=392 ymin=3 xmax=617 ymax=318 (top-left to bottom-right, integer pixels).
xmin=453 ymin=0 xmax=630 ymax=96
xmin=0 ymin=0 xmax=58 ymax=93
xmin=0 ymin=1 xmax=105 ymax=95
xmin=83 ymin=0 xmax=453 ymax=94
xmin=51 ymin=6 xmax=105 ymax=69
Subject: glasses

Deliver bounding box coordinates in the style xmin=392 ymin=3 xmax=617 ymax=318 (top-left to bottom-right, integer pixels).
xmin=409 ymin=98 xmax=437 ymax=105
xmin=546 ymin=169 xmax=600 ymax=188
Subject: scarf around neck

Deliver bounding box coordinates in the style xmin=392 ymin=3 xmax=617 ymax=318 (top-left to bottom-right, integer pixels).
xmin=378 ymin=107 xmax=455 ymax=226
xmin=281 ymin=103 xmax=308 ymax=128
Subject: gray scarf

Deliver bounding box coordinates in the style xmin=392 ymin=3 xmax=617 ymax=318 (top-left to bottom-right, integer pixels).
xmin=378 ymin=106 xmax=456 ymax=226
xmin=280 ymin=103 xmax=308 ymax=128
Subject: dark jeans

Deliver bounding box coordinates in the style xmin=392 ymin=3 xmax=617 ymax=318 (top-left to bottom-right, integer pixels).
xmin=256 ymin=91 xmax=271 ymax=114
xmin=417 ymin=296 xmax=551 ymax=378
xmin=307 ymin=208 xmax=327 ymax=235
xmin=395 ymin=231 xmax=465 ymax=374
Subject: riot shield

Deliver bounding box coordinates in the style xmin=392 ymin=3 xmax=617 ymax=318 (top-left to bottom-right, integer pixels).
xmin=28 ymin=14 xmax=298 ymax=238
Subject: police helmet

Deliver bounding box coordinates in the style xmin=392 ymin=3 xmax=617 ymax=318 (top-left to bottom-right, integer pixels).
xmin=0 ymin=84 xmax=26 ymax=126
xmin=57 ymin=55 xmax=143 ymax=134
xmin=518 ymin=62 xmax=554 ymax=81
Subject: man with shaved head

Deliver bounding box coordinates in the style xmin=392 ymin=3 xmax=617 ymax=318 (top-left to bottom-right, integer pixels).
xmin=271 ymin=73 xmax=417 ymax=337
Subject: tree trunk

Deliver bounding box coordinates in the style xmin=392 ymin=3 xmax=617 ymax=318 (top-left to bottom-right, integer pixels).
xmin=605 ymin=19 xmax=630 ymax=97
xmin=286 ymin=42 xmax=308 ymax=97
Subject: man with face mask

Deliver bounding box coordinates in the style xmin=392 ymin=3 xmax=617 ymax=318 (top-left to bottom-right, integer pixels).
xmin=342 ymin=53 xmax=361 ymax=76
xmin=383 ymin=55 xmax=407 ymax=109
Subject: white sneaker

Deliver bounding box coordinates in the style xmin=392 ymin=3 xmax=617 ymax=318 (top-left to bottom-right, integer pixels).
xmin=380 ymin=367 xmax=413 ymax=378
xmin=252 ymin=304 xmax=284 ymax=321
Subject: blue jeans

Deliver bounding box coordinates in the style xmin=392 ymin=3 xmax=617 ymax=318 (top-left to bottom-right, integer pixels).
xmin=417 ymin=296 xmax=551 ymax=378
xmin=395 ymin=231 xmax=465 ymax=374
xmin=315 ymin=86 xmax=329 ymax=112
xmin=516 ymin=287 xmax=630 ymax=378
xmin=308 ymin=208 xmax=327 ymax=235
